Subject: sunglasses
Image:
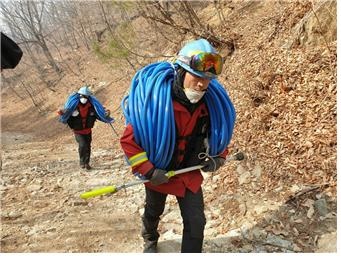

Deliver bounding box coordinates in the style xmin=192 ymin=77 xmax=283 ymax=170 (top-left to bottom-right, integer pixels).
xmin=178 ymin=52 xmax=223 ymax=76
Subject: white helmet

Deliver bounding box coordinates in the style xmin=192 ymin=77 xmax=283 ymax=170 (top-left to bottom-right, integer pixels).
xmin=78 ymin=86 xmax=92 ymax=96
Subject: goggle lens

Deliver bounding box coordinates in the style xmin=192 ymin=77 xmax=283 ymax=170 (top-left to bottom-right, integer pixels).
xmin=190 ymin=53 xmax=223 ymax=75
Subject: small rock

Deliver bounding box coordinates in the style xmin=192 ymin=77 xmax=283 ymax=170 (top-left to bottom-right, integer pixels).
xmin=307 ymin=205 xmax=314 ymax=219
xmin=162 ymin=229 xmax=181 ymax=240
xmin=253 ymin=164 xmax=262 ymax=178
xmin=302 ymin=198 xmax=314 ymax=208
xmin=251 ymin=227 xmax=267 ymax=239
xmin=290 ymin=184 xmax=300 ymax=193
xmin=212 ymin=175 xmax=220 ymax=183
xmin=274 ymin=186 xmax=283 ymax=192
xmin=27 ymin=227 xmax=40 ymax=236
xmin=163 ymin=211 xmax=179 ymax=223
xmin=239 ymin=202 xmax=247 ymax=216
xmin=205 ymin=227 xmax=218 ymax=236
xmin=98 ymin=81 xmax=107 ymax=87
xmin=293 ymin=243 xmax=302 ymax=252
xmin=254 ymin=205 xmax=267 ymax=215
xmin=240 ymin=244 xmax=253 ymax=252
xmin=319 ymin=212 xmax=335 ymax=221
xmin=225 ymin=228 xmax=241 ymax=237
xmin=236 ymin=165 xmax=246 ymax=175
xmin=292 ymin=227 xmax=299 ymax=236
xmin=238 ymin=171 xmax=251 ymax=185
xmin=72 ymin=201 xmax=88 ymax=206
xmin=315 ymin=232 xmax=336 ymax=252
xmin=158 ymin=238 xmax=181 ymax=253
xmin=8 ymin=211 xmax=22 ymax=219
xmin=65 ymin=237 xmax=76 ymax=243
xmin=314 ymin=198 xmax=328 ymax=217
xmin=266 ymin=234 xmax=292 ymax=250
xmin=315 ymin=193 xmax=323 ymax=199
xmin=27 ymin=184 xmax=42 ymax=192
xmin=46 ymin=227 xmax=56 ymax=232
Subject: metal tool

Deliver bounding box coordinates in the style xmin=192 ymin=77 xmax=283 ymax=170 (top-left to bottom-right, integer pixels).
xmin=80 ymin=152 xmax=245 ymax=199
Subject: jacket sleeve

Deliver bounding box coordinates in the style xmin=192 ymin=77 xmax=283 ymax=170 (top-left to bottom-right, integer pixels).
xmin=120 ymin=123 xmax=154 ymax=177
xmin=219 ymin=147 xmax=229 ymax=159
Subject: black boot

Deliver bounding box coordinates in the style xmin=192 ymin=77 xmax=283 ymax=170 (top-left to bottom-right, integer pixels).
xmin=142 ymin=215 xmax=160 ymax=253
xmin=143 ymin=239 xmax=157 ymax=253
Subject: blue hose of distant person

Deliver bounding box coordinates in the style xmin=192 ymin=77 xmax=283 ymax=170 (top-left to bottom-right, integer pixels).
xmin=59 ymin=92 xmax=114 ymax=124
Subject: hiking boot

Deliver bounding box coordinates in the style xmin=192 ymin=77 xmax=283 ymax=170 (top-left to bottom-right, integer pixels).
xmin=141 ymin=215 xmax=160 ymax=253
xmin=143 ymin=240 xmax=157 ymax=253
xmin=85 ymin=164 xmax=91 ymax=170
xmin=80 ymin=164 xmax=86 ymax=169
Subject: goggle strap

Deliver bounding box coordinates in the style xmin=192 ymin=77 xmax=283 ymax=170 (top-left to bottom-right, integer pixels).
xmin=177 ymin=55 xmax=191 ymax=66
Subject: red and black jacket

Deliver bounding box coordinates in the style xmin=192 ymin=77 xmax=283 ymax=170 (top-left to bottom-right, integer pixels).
xmin=120 ymin=68 xmax=228 ymax=197
xmin=120 ymin=99 xmax=228 ymax=197
xmin=67 ymin=102 xmax=98 ymax=134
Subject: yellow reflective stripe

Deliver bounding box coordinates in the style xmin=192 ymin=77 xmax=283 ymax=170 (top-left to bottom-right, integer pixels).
xmin=131 ymin=158 xmax=148 ymax=167
xmin=129 ymin=152 xmax=148 ymax=167
xmin=129 ymin=152 xmax=146 ymax=162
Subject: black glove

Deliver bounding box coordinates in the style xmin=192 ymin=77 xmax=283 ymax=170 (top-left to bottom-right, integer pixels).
xmin=201 ymin=157 xmax=225 ymax=172
xmin=149 ymin=168 xmax=169 ymax=186
xmin=104 ymin=108 xmax=110 ymax=117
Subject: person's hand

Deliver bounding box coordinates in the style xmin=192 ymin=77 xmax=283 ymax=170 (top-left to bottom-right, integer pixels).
xmin=57 ymin=109 xmax=65 ymax=115
xmin=104 ymin=108 xmax=110 ymax=117
xmin=201 ymin=157 xmax=225 ymax=172
xmin=150 ymin=168 xmax=169 ymax=186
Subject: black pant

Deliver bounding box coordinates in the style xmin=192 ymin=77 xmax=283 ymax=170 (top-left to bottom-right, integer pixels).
xmin=142 ymin=187 xmax=206 ymax=253
xmin=74 ymin=133 xmax=92 ymax=165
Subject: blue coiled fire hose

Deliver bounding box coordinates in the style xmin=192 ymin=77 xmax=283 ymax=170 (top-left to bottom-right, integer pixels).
xmin=121 ymin=61 xmax=235 ymax=169
xmin=59 ymin=92 xmax=114 ymax=124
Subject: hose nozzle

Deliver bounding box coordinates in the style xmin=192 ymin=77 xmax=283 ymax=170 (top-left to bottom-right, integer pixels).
xmin=234 ymin=152 xmax=245 ymax=161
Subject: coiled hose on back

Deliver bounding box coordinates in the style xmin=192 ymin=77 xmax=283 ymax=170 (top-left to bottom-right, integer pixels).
xmin=121 ymin=62 xmax=235 ymax=169
xmin=59 ymin=92 xmax=114 ymax=124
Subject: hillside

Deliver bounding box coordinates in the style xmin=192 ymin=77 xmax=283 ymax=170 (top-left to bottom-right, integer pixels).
xmin=1 ymin=1 xmax=336 ymax=253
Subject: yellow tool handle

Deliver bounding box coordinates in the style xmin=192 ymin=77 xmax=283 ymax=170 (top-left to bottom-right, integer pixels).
xmin=166 ymin=170 xmax=176 ymax=178
xmin=80 ymin=185 xmax=117 ymax=199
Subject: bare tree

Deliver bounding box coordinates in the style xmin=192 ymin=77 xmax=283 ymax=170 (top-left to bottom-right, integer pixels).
xmin=0 ymin=0 xmax=61 ymax=74
xmin=137 ymin=1 xmax=235 ymax=52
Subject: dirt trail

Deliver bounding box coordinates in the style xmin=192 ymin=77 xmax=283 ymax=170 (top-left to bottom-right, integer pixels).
xmin=1 ymin=131 xmax=143 ymax=252
xmin=0 ymin=131 xmax=336 ymax=253
xmin=0 ymin=2 xmax=336 ymax=252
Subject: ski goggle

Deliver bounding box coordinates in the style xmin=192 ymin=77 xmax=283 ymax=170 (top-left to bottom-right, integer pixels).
xmin=190 ymin=52 xmax=223 ymax=75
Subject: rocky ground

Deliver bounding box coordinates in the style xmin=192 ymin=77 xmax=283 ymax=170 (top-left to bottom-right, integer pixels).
xmin=0 ymin=130 xmax=336 ymax=252
xmin=0 ymin=0 xmax=336 ymax=253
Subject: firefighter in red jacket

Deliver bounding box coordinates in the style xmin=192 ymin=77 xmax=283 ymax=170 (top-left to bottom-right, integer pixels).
xmin=58 ymin=86 xmax=110 ymax=170
xmin=120 ymin=39 xmax=229 ymax=253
